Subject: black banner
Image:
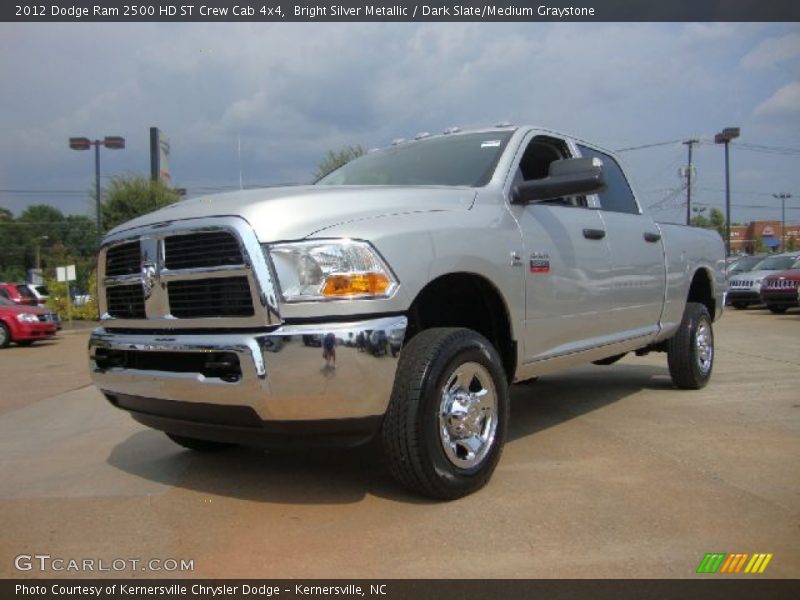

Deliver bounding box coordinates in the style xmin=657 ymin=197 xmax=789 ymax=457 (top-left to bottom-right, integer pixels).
xmin=2 ymin=0 xmax=799 ymax=22
xmin=4 ymin=580 xmax=800 ymax=600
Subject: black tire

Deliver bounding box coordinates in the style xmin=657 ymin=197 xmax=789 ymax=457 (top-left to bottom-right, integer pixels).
xmin=667 ymin=302 xmax=714 ymax=390
xmin=0 ymin=323 xmax=10 ymax=349
xmin=166 ymin=433 xmax=237 ymax=452
xmin=16 ymin=340 xmax=35 ymax=347
xmin=592 ymin=353 xmax=627 ymax=366
xmin=767 ymin=305 xmax=788 ymax=314
xmin=381 ymin=328 xmax=509 ymax=500
xmin=732 ymin=302 xmax=748 ymax=310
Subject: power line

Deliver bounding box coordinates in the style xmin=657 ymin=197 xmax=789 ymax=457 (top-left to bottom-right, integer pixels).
xmin=616 ymin=140 xmax=682 ymax=153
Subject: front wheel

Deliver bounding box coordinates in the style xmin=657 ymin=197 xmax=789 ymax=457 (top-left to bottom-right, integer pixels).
xmin=732 ymin=302 xmax=748 ymax=310
xmin=381 ymin=328 xmax=509 ymax=500
xmin=667 ymin=302 xmax=714 ymax=390
xmin=767 ymin=305 xmax=788 ymax=314
xmin=0 ymin=323 xmax=10 ymax=349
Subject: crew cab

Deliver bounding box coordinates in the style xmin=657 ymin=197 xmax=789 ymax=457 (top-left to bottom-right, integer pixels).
xmin=88 ymin=126 xmax=725 ymax=499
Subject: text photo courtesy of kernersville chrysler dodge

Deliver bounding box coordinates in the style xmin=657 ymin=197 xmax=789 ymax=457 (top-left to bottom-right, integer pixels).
xmin=88 ymin=126 xmax=725 ymax=499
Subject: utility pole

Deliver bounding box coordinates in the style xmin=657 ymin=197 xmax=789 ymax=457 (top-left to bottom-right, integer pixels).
xmin=773 ymin=193 xmax=791 ymax=252
xmin=683 ymin=138 xmax=699 ymax=225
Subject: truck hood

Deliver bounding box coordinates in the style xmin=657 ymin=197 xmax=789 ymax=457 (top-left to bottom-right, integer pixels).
xmin=107 ymin=185 xmax=476 ymax=242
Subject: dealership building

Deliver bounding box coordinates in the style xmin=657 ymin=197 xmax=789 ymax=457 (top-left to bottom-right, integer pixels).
xmin=729 ymin=220 xmax=800 ymax=254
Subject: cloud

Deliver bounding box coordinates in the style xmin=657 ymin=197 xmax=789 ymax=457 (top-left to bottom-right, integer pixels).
xmin=741 ymin=33 xmax=800 ymax=68
xmin=1 ymin=22 xmax=798 ymax=227
xmin=754 ymin=81 xmax=800 ymax=116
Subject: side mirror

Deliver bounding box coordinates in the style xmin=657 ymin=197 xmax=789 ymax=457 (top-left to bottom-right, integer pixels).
xmin=511 ymin=157 xmax=606 ymax=204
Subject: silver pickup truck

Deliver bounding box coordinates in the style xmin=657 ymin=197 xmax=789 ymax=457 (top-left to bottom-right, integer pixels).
xmin=89 ymin=126 xmax=725 ymax=499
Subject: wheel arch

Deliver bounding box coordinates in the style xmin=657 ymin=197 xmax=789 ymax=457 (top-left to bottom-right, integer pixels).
xmin=405 ymin=272 xmax=517 ymax=382
xmin=687 ymin=267 xmax=716 ymax=319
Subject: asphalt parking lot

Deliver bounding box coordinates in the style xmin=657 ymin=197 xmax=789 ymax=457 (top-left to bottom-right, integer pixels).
xmin=0 ymin=309 xmax=798 ymax=579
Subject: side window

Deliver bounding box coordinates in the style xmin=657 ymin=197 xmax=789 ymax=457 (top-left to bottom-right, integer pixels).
xmin=577 ymin=145 xmax=639 ymax=214
xmin=515 ymin=136 xmax=586 ymax=207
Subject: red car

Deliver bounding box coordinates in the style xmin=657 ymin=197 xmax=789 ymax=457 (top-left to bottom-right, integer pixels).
xmin=0 ymin=282 xmax=38 ymax=306
xmin=0 ymin=297 xmax=58 ymax=348
xmin=760 ymin=267 xmax=800 ymax=313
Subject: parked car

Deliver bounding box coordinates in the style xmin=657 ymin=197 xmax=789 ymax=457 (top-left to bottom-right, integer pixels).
xmin=726 ymin=252 xmax=800 ymax=310
xmin=0 ymin=282 xmax=38 ymax=306
xmin=0 ymin=297 xmax=58 ymax=348
xmin=759 ymin=259 xmax=800 ymax=313
xmin=25 ymin=283 xmax=50 ymax=305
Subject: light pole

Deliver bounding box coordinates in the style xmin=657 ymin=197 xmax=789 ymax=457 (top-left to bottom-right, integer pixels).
xmin=69 ymin=136 xmax=125 ymax=241
xmin=714 ymin=127 xmax=740 ymax=256
xmin=772 ymin=193 xmax=791 ymax=252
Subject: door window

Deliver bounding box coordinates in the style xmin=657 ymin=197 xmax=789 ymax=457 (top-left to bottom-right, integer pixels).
xmin=577 ymin=145 xmax=639 ymax=214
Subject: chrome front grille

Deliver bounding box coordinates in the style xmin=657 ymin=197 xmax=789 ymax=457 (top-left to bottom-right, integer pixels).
xmin=106 ymin=241 xmax=140 ymax=276
xmin=765 ymin=279 xmax=798 ymax=289
xmin=167 ymin=277 xmax=253 ymax=318
xmin=164 ymin=231 xmax=243 ymax=269
xmin=98 ymin=219 xmax=280 ymax=328
xmin=107 ymin=285 xmax=146 ymax=318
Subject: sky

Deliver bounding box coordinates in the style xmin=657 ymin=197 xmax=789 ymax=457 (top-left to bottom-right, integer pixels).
xmin=1 ymin=21 xmax=799 ymax=226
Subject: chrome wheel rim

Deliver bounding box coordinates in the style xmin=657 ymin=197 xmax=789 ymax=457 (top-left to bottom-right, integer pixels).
xmin=438 ymin=361 xmax=498 ymax=470
xmin=695 ymin=320 xmax=713 ymax=374
xmin=0 ymin=326 xmax=7 ymax=345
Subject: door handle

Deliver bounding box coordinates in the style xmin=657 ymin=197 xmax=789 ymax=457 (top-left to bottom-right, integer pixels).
xmin=583 ymin=228 xmax=606 ymax=240
xmin=643 ymin=232 xmax=661 ymax=243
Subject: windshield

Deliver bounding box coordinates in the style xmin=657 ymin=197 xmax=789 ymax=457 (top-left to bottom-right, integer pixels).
xmin=755 ymin=255 xmax=798 ymax=271
xmin=316 ymin=131 xmax=514 ymax=187
xmin=730 ymin=256 xmax=763 ymax=273
xmin=34 ymin=285 xmax=50 ymax=295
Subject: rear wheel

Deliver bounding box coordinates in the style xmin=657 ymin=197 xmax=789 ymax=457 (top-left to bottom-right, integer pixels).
xmin=381 ymin=328 xmax=509 ymax=500
xmin=667 ymin=302 xmax=714 ymax=390
xmin=0 ymin=323 xmax=10 ymax=349
xmin=767 ymin=305 xmax=788 ymax=314
xmin=166 ymin=433 xmax=237 ymax=452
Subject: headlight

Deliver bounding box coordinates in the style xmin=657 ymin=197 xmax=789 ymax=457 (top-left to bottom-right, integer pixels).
xmin=267 ymin=239 xmax=398 ymax=302
xmin=16 ymin=313 xmax=39 ymax=323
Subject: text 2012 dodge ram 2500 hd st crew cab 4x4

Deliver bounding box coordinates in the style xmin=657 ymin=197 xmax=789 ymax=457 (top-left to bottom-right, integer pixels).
xmin=89 ymin=126 xmax=725 ymax=499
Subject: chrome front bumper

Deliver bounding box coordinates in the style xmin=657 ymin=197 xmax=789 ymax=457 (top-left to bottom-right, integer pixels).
xmin=89 ymin=316 xmax=407 ymax=426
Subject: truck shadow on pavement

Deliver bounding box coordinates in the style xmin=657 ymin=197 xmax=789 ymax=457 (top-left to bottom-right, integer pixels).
xmin=107 ymin=363 xmax=674 ymax=505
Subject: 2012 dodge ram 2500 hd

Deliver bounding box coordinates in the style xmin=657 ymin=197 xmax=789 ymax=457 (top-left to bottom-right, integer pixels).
xmin=89 ymin=126 xmax=725 ymax=499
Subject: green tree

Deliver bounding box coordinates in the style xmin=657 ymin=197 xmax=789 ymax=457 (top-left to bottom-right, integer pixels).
xmin=101 ymin=176 xmax=181 ymax=233
xmin=709 ymin=208 xmax=726 ymax=239
xmin=690 ymin=213 xmax=710 ymax=228
xmin=313 ymin=145 xmax=366 ymax=181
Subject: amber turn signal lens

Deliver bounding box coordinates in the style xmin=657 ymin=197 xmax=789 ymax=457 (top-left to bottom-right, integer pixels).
xmin=321 ymin=273 xmax=392 ymax=297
